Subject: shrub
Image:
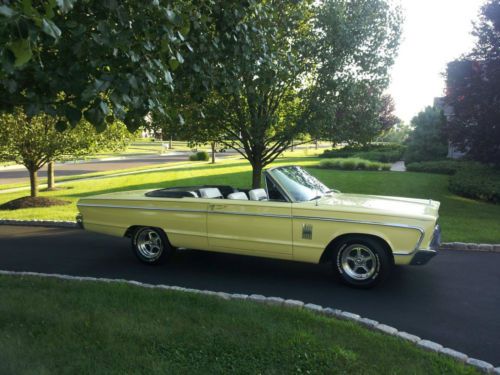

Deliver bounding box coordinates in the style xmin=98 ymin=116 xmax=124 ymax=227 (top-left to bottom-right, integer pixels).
xmin=341 ymin=159 xmax=357 ymax=170
xmin=406 ymin=160 xmax=481 ymax=175
xmin=188 ymin=151 xmax=210 ymax=161
xmin=449 ymin=167 xmax=500 ymax=204
xmin=321 ymin=143 xmax=405 ymax=163
xmin=318 ymin=158 xmax=391 ymax=171
xmin=196 ymin=151 xmax=210 ymax=161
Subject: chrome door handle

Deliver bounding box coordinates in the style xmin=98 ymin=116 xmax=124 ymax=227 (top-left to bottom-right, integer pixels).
xmin=210 ymin=204 xmax=227 ymax=210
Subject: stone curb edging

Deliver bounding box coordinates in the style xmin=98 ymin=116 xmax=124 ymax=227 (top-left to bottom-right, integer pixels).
xmin=2 ymin=220 xmax=500 ymax=253
xmin=440 ymin=242 xmax=500 ymax=253
xmin=0 ymin=269 xmax=497 ymax=373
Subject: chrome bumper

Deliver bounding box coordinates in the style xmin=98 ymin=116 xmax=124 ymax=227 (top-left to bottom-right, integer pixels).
xmin=410 ymin=225 xmax=440 ymax=266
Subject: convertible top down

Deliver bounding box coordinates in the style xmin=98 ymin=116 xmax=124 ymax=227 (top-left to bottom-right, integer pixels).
xmin=77 ymin=165 xmax=441 ymax=288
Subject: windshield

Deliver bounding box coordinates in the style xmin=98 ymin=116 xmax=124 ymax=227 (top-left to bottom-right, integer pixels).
xmin=267 ymin=166 xmax=332 ymax=202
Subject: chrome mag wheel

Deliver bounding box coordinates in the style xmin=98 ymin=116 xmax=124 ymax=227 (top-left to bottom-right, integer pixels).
xmin=340 ymin=244 xmax=378 ymax=281
xmin=135 ymin=228 xmax=164 ymax=261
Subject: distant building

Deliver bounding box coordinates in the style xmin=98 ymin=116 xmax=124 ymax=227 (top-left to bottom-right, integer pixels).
xmin=434 ymin=97 xmax=467 ymax=159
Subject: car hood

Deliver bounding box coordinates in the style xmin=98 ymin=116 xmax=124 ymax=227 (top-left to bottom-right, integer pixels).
xmin=316 ymin=193 xmax=440 ymax=220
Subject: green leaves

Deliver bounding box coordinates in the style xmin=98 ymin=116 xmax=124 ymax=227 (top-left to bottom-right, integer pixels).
xmin=0 ymin=5 xmax=16 ymax=17
xmin=56 ymin=0 xmax=77 ymax=14
xmin=42 ymin=19 xmax=62 ymax=39
xmin=8 ymin=39 xmax=32 ymax=67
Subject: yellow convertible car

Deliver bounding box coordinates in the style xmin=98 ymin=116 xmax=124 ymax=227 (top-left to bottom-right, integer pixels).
xmin=77 ymin=165 xmax=441 ymax=288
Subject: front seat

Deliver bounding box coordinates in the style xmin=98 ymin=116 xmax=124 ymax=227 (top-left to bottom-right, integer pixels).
xmin=199 ymin=187 xmax=223 ymax=199
xmin=248 ymin=188 xmax=268 ymax=201
xmin=227 ymin=192 xmax=248 ymax=200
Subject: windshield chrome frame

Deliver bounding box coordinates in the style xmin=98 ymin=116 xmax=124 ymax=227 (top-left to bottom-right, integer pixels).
xmin=263 ymin=169 xmax=293 ymax=203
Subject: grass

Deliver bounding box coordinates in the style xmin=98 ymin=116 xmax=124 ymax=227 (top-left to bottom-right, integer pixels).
xmin=0 ymin=154 xmax=499 ymax=243
xmin=0 ymin=275 xmax=478 ymax=375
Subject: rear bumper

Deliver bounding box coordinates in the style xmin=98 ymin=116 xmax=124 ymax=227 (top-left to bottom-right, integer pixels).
xmin=76 ymin=213 xmax=84 ymax=229
xmin=410 ymin=225 xmax=440 ymax=266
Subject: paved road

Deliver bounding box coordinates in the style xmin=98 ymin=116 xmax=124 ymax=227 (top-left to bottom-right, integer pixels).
xmin=0 ymin=152 xmax=233 ymax=186
xmin=1 ymin=225 xmax=498 ymax=365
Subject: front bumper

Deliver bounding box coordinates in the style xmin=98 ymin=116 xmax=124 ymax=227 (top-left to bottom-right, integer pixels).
xmin=410 ymin=225 xmax=441 ymax=265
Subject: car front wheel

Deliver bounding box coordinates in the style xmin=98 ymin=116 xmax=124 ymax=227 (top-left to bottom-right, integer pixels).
xmin=333 ymin=238 xmax=391 ymax=288
xmin=132 ymin=227 xmax=172 ymax=264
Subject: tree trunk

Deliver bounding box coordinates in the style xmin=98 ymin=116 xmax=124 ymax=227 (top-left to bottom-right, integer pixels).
xmin=169 ymin=137 xmax=173 ymax=149
xmin=315 ymin=139 xmax=318 ymax=150
xmin=29 ymin=169 xmax=38 ymax=197
xmin=47 ymin=161 xmax=55 ymax=190
xmin=291 ymin=139 xmax=294 ymax=151
xmin=251 ymin=163 xmax=263 ymax=189
xmin=211 ymin=142 xmax=216 ymax=164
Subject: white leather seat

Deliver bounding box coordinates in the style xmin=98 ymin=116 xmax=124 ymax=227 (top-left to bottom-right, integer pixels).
xmin=199 ymin=187 xmax=223 ymax=199
xmin=248 ymin=188 xmax=268 ymax=201
xmin=227 ymin=192 xmax=248 ymax=200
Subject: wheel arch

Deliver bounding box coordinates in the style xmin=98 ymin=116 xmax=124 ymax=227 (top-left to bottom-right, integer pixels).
xmin=319 ymin=233 xmax=394 ymax=265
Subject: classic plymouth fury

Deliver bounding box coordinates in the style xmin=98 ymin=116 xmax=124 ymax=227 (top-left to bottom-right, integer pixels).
xmin=77 ymin=165 xmax=441 ymax=288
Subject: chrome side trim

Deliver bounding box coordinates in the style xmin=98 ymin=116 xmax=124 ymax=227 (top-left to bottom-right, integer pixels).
xmin=77 ymin=203 xmax=206 ymax=214
xmin=210 ymin=211 xmax=291 ymax=219
xmin=78 ymin=202 xmax=426 ymax=252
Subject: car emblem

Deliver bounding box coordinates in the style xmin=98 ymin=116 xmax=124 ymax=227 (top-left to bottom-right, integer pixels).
xmin=302 ymin=224 xmax=313 ymax=240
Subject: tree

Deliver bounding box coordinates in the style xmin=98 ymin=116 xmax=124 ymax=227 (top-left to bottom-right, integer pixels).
xmin=0 ymin=0 xmax=202 ymax=131
xmin=376 ymin=122 xmax=412 ymax=144
xmin=0 ymin=111 xmax=132 ymax=197
xmin=377 ymin=94 xmax=401 ymax=134
xmin=170 ymin=0 xmax=401 ymax=187
xmin=404 ymin=106 xmax=448 ymax=163
xmin=445 ymin=0 xmax=500 ymax=166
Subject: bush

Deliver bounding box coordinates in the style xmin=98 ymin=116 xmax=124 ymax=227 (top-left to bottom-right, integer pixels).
xmin=406 ymin=160 xmax=482 ymax=175
xmin=318 ymin=158 xmax=391 ymax=171
xmin=406 ymin=160 xmax=462 ymax=175
xmin=321 ymin=143 xmax=405 ymax=163
xmin=188 ymin=151 xmax=210 ymax=161
xmin=404 ymin=106 xmax=448 ymax=163
xmin=449 ymin=167 xmax=500 ymax=204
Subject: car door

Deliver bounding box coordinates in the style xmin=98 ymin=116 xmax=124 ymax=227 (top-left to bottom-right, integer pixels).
xmin=206 ymin=199 xmax=293 ymax=258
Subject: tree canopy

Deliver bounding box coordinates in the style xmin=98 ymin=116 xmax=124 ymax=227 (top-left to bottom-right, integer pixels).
xmin=445 ymin=0 xmax=500 ymax=166
xmin=0 ymin=111 xmax=133 ymax=196
xmin=168 ymin=0 xmax=402 ymax=187
xmin=0 ymin=0 xmax=197 ymax=131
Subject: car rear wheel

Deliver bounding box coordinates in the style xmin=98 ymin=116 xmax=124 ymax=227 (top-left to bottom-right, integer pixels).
xmin=132 ymin=227 xmax=172 ymax=264
xmin=333 ymin=238 xmax=391 ymax=288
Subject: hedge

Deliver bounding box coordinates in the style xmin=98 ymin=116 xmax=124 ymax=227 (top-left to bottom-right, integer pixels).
xmin=321 ymin=144 xmax=405 ymax=163
xmin=449 ymin=167 xmax=500 ymax=204
xmin=319 ymin=158 xmax=391 ymax=171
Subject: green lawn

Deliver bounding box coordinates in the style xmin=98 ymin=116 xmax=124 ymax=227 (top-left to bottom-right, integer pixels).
xmin=0 ymin=155 xmax=499 ymax=243
xmin=0 ymin=275 xmax=477 ymax=375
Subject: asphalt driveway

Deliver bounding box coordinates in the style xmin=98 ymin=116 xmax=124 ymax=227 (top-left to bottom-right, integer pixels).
xmin=0 ymin=225 xmax=499 ymax=365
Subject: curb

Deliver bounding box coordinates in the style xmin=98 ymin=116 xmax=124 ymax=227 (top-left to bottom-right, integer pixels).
xmin=0 ymin=269 xmax=497 ymax=373
xmin=1 ymin=220 xmax=499 ymax=253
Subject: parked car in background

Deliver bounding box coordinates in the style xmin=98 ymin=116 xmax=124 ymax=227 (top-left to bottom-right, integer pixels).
xmin=77 ymin=166 xmax=441 ymax=288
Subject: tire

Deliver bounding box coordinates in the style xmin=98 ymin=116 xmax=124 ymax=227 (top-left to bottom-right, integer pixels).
xmin=131 ymin=227 xmax=173 ymax=265
xmin=333 ymin=237 xmax=391 ymax=288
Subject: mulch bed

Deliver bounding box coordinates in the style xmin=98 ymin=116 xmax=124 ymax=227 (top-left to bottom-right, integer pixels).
xmin=0 ymin=196 xmax=70 ymax=210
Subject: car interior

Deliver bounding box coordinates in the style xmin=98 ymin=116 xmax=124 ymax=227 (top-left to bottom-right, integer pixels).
xmin=145 ymin=185 xmax=270 ymax=201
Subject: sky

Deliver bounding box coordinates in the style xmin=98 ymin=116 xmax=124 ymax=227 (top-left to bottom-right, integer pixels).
xmin=388 ymin=0 xmax=485 ymax=123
